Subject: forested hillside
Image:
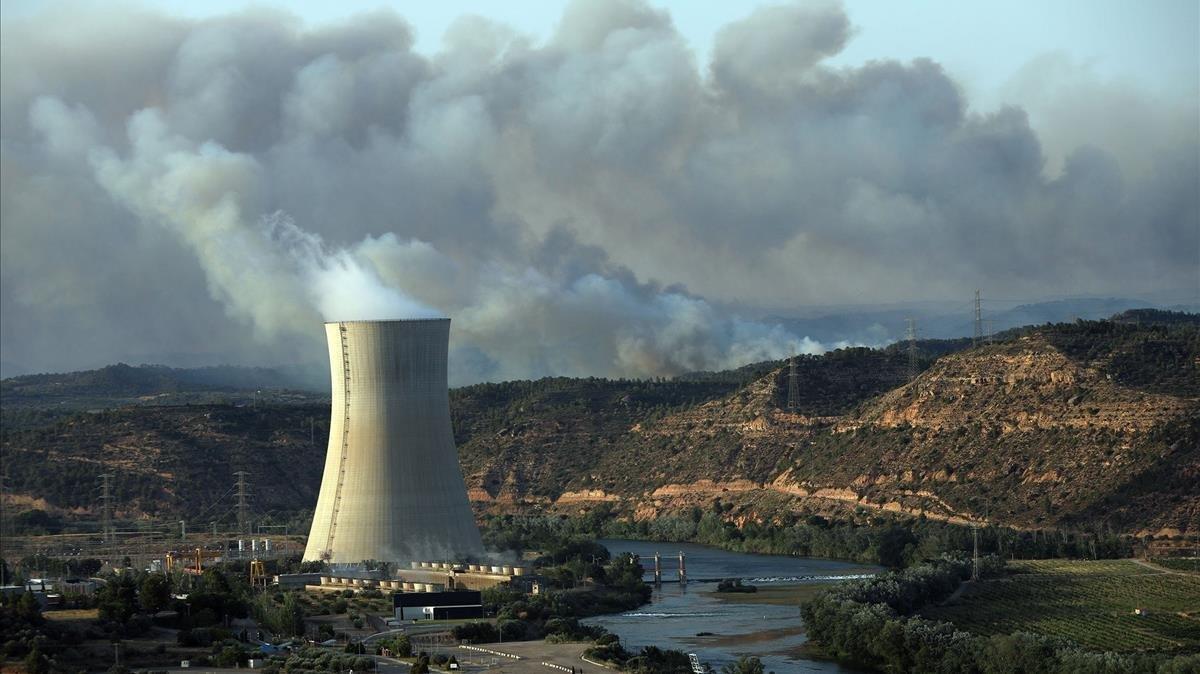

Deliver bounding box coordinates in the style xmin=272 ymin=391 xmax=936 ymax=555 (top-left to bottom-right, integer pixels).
xmin=2 ymin=312 xmax=1196 ymax=537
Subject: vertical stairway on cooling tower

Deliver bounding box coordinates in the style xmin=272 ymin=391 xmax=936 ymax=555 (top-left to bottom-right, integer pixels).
xmin=322 ymin=324 xmax=353 ymax=555
xmin=303 ymin=319 xmax=484 ymax=564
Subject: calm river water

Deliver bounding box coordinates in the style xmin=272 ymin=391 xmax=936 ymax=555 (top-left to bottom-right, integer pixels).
xmin=586 ymin=539 xmax=876 ymax=673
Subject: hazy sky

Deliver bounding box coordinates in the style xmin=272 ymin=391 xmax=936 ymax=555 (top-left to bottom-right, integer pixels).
xmin=7 ymin=0 xmax=1195 ymax=98
xmin=1 ymin=0 xmax=1197 ymax=380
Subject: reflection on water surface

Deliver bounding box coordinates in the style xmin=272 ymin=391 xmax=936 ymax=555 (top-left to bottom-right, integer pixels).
xmin=585 ymin=539 xmax=877 ymax=673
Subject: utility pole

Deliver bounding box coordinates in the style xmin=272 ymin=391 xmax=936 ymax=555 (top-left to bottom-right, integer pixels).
xmin=0 ymin=474 xmax=6 ymax=585
xmin=973 ymin=289 xmax=983 ymax=347
xmin=235 ymin=471 xmax=251 ymax=536
xmin=786 ymin=357 xmax=800 ymax=410
xmin=99 ymin=474 xmax=114 ymax=543
xmin=972 ymin=524 xmax=980 ymax=581
xmin=905 ymin=318 xmax=919 ymax=382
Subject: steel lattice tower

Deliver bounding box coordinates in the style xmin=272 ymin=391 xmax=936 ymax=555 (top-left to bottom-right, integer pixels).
xmin=787 ymin=357 xmax=800 ymax=409
xmin=98 ymin=473 xmax=113 ymax=543
xmin=235 ymin=471 xmax=251 ymax=535
xmin=973 ymin=289 xmax=983 ymax=347
xmin=906 ymin=318 xmax=919 ymax=382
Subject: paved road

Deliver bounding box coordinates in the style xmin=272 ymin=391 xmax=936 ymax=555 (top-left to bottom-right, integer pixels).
xmin=370 ymin=654 xmax=412 ymax=673
xmin=363 ymin=623 xmax=456 ymax=645
xmin=453 ymin=640 xmax=611 ymax=673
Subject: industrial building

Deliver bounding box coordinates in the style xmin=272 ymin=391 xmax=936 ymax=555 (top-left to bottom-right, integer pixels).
xmin=394 ymin=590 xmax=483 ymax=621
xmin=303 ymin=319 xmax=484 ymax=565
xmin=303 ymin=561 xmax=537 ymax=594
xmin=401 ymin=561 xmax=534 ymax=591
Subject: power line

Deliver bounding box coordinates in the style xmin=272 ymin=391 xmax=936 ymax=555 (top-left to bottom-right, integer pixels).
xmin=191 ymin=483 xmax=237 ymax=523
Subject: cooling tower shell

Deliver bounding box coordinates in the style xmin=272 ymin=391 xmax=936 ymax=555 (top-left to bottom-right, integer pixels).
xmin=303 ymin=319 xmax=484 ymax=564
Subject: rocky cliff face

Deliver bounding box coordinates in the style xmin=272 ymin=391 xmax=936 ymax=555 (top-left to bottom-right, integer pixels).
xmin=854 ymin=335 xmax=1190 ymax=434
xmin=459 ymin=327 xmax=1199 ymax=537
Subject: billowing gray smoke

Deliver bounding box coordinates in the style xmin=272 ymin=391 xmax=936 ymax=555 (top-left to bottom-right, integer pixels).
xmin=1 ymin=1 xmax=1196 ymax=382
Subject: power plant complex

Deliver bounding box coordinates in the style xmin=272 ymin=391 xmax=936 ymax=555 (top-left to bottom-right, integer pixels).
xmin=303 ymin=319 xmax=484 ymax=565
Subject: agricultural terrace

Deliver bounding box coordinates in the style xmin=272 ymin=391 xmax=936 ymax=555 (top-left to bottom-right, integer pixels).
xmin=921 ymin=559 xmax=1200 ymax=652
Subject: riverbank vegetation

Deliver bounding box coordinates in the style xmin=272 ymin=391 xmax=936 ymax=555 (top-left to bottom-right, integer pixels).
xmin=482 ymin=506 xmax=1135 ymax=570
xmin=801 ymin=556 xmax=1200 ymax=673
xmin=450 ymin=550 xmax=649 ymax=643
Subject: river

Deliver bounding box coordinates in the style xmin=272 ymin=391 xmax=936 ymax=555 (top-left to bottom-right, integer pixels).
xmin=586 ymin=539 xmax=877 ymax=673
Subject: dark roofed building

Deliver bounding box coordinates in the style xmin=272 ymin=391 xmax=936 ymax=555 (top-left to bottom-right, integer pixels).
xmin=393 ymin=590 xmax=483 ymax=621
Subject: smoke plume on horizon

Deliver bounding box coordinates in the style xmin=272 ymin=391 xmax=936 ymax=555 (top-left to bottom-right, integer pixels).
xmin=1 ymin=1 xmax=1196 ymax=383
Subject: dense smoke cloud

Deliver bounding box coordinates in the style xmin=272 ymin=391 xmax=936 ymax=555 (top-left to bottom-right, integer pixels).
xmin=1 ymin=1 xmax=1196 ymax=382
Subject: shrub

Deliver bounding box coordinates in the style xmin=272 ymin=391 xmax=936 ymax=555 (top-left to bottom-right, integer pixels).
xmin=215 ymin=645 xmax=247 ymax=668
xmin=393 ymin=637 xmax=412 ymax=657
xmin=177 ymin=628 xmax=214 ymax=647
xmin=451 ymin=622 xmax=498 ymax=644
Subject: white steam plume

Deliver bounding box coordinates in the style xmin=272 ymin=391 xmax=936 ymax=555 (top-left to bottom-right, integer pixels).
xmin=264 ymin=212 xmax=442 ymax=322
xmin=3 ymin=0 xmax=1194 ymax=380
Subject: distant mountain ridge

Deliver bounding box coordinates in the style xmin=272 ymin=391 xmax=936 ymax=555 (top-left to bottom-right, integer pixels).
xmin=2 ymin=310 xmax=1197 ymax=538
xmin=764 ymin=296 xmax=1195 ymax=344
xmin=1 ymin=362 xmax=327 ymax=409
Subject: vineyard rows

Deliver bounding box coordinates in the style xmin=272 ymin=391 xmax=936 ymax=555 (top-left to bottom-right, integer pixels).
xmin=921 ymin=559 xmax=1200 ymax=652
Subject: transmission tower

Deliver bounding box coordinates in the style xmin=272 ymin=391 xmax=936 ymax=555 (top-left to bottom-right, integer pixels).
xmin=235 ymin=471 xmax=251 ymax=535
xmin=98 ymin=473 xmax=114 ymax=543
xmin=0 ymin=475 xmax=7 ymax=584
xmin=972 ymin=523 xmax=980 ymax=581
xmin=905 ymin=318 xmax=919 ymax=382
xmin=973 ymin=289 xmax=983 ymax=347
xmin=786 ymin=357 xmax=800 ymax=410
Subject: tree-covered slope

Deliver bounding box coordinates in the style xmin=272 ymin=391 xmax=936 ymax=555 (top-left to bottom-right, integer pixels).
xmin=2 ymin=311 xmax=1196 ymax=537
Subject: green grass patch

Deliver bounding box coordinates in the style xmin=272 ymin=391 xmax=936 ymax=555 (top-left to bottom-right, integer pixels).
xmin=921 ymin=559 xmax=1200 ymax=652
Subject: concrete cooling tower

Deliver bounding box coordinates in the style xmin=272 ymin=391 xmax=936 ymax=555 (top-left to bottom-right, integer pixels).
xmin=303 ymin=319 xmax=484 ymax=565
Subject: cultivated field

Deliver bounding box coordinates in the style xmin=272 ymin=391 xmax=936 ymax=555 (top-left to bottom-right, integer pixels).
xmin=921 ymin=559 xmax=1200 ymax=652
xmin=1151 ymin=558 xmax=1200 ymax=574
